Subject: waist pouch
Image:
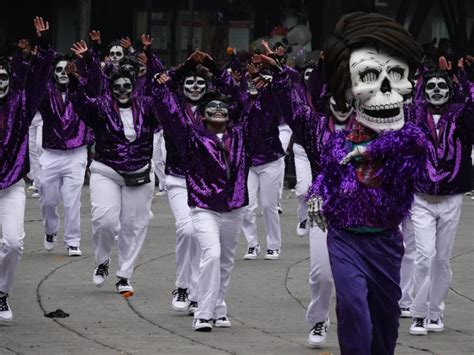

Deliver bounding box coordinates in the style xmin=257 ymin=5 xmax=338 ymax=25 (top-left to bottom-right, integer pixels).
xmin=116 ymin=164 xmax=151 ymax=186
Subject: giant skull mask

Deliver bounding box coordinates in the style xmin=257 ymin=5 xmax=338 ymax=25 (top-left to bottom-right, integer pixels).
xmin=109 ymin=45 xmax=124 ymax=65
xmin=349 ymin=46 xmax=412 ymax=133
xmin=54 ymin=60 xmax=69 ymax=85
xmin=112 ymin=77 xmax=133 ymax=104
xmin=424 ymin=77 xmax=450 ymax=107
xmin=183 ymin=75 xmax=207 ymax=102
xmin=0 ymin=68 xmax=10 ymax=99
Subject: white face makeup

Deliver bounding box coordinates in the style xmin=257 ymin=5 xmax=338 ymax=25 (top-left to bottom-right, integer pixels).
xmin=329 ymin=96 xmax=353 ymax=123
xmin=425 ymin=77 xmax=450 ymax=106
xmin=54 ymin=60 xmax=69 ymax=85
xmin=303 ymin=67 xmax=313 ymax=84
xmin=112 ymin=77 xmax=133 ymax=104
xmin=0 ymin=68 xmax=10 ymax=99
xmin=183 ymin=75 xmax=207 ymax=102
xmin=349 ymin=46 xmax=412 ymax=133
xmin=204 ymin=100 xmax=229 ymax=123
xmin=109 ymin=45 xmax=124 ymax=64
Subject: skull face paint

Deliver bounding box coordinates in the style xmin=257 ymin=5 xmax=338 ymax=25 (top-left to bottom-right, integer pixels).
xmin=329 ymin=96 xmax=353 ymax=123
xmin=54 ymin=60 xmax=69 ymax=85
xmin=303 ymin=67 xmax=313 ymax=84
xmin=349 ymin=46 xmax=412 ymax=133
xmin=109 ymin=45 xmax=124 ymax=64
xmin=112 ymin=77 xmax=133 ymax=104
xmin=425 ymin=77 xmax=450 ymax=106
xmin=0 ymin=68 xmax=10 ymax=99
xmin=183 ymin=75 xmax=206 ymax=102
xmin=204 ymin=100 xmax=229 ymax=123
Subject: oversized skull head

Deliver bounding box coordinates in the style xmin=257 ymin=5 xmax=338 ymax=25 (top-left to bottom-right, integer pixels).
xmin=303 ymin=67 xmax=313 ymax=84
xmin=0 ymin=68 xmax=10 ymax=99
xmin=329 ymin=96 xmax=353 ymax=123
xmin=424 ymin=77 xmax=450 ymax=106
xmin=204 ymin=100 xmax=229 ymax=123
xmin=54 ymin=60 xmax=69 ymax=85
xmin=349 ymin=46 xmax=412 ymax=133
xmin=112 ymin=77 xmax=133 ymax=104
xmin=183 ymin=75 xmax=207 ymax=102
xmin=109 ymin=45 xmax=124 ymax=65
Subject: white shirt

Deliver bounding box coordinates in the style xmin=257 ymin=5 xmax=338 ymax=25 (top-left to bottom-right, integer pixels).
xmin=433 ymin=114 xmax=441 ymax=136
xmin=216 ymin=133 xmax=224 ymax=141
xmin=119 ymin=107 xmax=136 ymax=142
xmin=335 ymin=123 xmax=346 ymax=131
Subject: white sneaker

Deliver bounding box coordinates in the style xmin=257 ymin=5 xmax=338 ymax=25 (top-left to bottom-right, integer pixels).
xmin=155 ymin=190 xmax=167 ymax=196
xmin=0 ymin=293 xmax=13 ymax=322
xmin=265 ymin=249 xmax=280 ymax=260
xmin=44 ymin=234 xmax=57 ymax=251
xmin=410 ymin=317 xmax=428 ymax=335
xmin=193 ymin=318 xmax=212 ymax=332
xmin=244 ymin=244 xmax=261 ymax=260
xmin=93 ymin=259 xmax=110 ymax=286
xmin=171 ymin=288 xmax=190 ymax=312
xmin=213 ymin=316 xmax=231 ymax=328
xmin=296 ymin=219 xmax=308 ymax=237
xmin=27 ymin=185 xmax=37 ymax=190
xmin=31 ymin=191 xmax=40 ymax=198
xmin=116 ymin=278 xmax=134 ymax=298
xmin=308 ymin=319 xmax=329 ymax=348
xmin=400 ymin=307 xmax=411 ymax=318
xmin=67 ymin=246 xmax=82 ymax=257
xmin=427 ymin=318 xmax=444 ymax=332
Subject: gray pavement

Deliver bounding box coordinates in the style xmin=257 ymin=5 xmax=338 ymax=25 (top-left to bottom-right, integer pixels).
xmin=1 ymin=187 xmax=473 ymax=355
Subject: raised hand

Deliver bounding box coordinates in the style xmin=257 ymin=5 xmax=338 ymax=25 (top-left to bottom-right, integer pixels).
xmin=261 ymin=39 xmax=273 ymax=55
xmin=141 ymin=34 xmax=153 ymax=50
xmin=457 ymin=57 xmax=464 ymax=71
xmin=307 ymin=196 xmax=327 ymax=232
xmin=34 ymin=16 xmax=49 ymax=37
xmin=89 ymin=30 xmax=101 ymax=44
xmin=340 ymin=145 xmax=367 ymax=165
xmin=137 ymin=52 xmax=148 ymax=66
xmin=70 ymin=40 xmax=89 ymax=59
xmin=155 ymin=72 xmax=170 ymax=85
xmin=65 ymin=61 xmax=78 ymax=77
xmin=246 ymin=63 xmax=259 ymax=77
xmin=438 ymin=56 xmax=452 ymax=71
xmin=258 ymin=54 xmax=279 ymax=67
xmin=120 ymin=36 xmax=132 ymax=50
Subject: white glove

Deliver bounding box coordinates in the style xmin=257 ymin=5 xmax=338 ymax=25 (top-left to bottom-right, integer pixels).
xmin=307 ymin=196 xmax=327 ymax=232
xmin=340 ymin=145 xmax=367 ymax=165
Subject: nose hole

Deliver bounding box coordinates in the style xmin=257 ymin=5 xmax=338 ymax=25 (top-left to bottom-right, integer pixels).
xmin=381 ymin=78 xmax=391 ymax=93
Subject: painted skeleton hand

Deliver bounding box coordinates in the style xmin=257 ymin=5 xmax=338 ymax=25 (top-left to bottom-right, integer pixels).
xmin=307 ymin=196 xmax=327 ymax=232
xmin=340 ymin=145 xmax=367 ymax=165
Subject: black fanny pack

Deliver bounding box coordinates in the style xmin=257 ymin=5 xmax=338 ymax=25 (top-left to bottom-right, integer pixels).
xmin=117 ymin=164 xmax=152 ymax=186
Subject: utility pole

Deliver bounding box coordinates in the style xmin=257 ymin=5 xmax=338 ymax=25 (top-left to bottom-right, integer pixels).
xmin=77 ymin=0 xmax=91 ymax=40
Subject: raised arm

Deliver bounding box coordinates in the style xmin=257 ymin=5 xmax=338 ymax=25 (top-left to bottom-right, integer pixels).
xmin=71 ymin=40 xmax=103 ymax=97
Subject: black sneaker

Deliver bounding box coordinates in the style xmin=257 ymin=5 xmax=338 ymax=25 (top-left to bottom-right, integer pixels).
xmin=193 ymin=318 xmax=212 ymax=332
xmin=0 ymin=293 xmax=13 ymax=321
xmin=93 ymin=259 xmax=110 ymax=286
xmin=44 ymin=233 xmax=57 ymax=251
xmin=308 ymin=319 xmax=329 ymax=348
xmin=188 ymin=301 xmax=198 ymax=316
xmin=115 ymin=278 xmax=134 ymax=298
xmin=296 ymin=219 xmax=308 ymax=237
xmin=171 ymin=288 xmax=190 ymax=312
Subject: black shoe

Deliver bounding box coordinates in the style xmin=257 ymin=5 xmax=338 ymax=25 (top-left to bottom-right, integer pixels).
xmin=93 ymin=259 xmax=110 ymax=286
xmin=115 ymin=278 xmax=134 ymax=297
xmin=0 ymin=293 xmax=12 ymax=321
xmin=188 ymin=301 xmax=198 ymax=316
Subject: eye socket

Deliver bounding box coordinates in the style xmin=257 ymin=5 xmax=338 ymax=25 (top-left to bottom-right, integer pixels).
xmin=0 ymin=74 xmax=9 ymax=81
xmin=123 ymin=83 xmax=132 ymax=90
xmin=426 ymin=82 xmax=436 ymax=90
xmin=55 ymin=67 xmax=64 ymax=73
xmin=388 ymin=67 xmax=404 ymax=82
xmin=438 ymin=82 xmax=448 ymax=90
xmin=196 ymin=79 xmax=206 ymax=86
xmin=359 ymin=69 xmax=380 ymax=83
xmin=112 ymin=84 xmax=121 ymax=91
xmin=184 ymin=79 xmax=195 ymax=86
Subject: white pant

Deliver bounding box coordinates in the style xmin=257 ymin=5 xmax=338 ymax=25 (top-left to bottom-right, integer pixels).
xmin=278 ymin=124 xmax=292 ymax=199
xmin=242 ymin=158 xmax=284 ymax=250
xmin=399 ymin=216 xmax=416 ymax=309
xmin=90 ymin=161 xmax=154 ymax=279
xmin=27 ymin=112 xmax=43 ymax=186
xmin=191 ymin=207 xmax=245 ymax=320
xmin=166 ymin=175 xmax=200 ymax=301
xmin=293 ymin=144 xmax=312 ymax=223
xmin=306 ymin=225 xmax=333 ymax=324
xmin=0 ymin=181 xmax=25 ymax=294
xmin=39 ymin=146 xmax=87 ymax=247
xmin=410 ymin=193 xmax=463 ymax=319
xmin=153 ymin=131 xmax=167 ymax=191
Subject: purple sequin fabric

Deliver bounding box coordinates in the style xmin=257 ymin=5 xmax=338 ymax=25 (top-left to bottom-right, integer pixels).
xmin=315 ymin=122 xmax=427 ymax=230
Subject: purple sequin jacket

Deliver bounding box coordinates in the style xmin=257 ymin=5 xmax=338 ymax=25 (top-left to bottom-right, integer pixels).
xmin=153 ymin=81 xmax=274 ymax=212
xmin=69 ymin=77 xmax=159 ymax=172
xmin=0 ymin=49 xmax=53 ymax=189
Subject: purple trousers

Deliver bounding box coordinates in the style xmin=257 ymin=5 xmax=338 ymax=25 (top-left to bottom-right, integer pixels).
xmin=327 ymin=227 xmax=404 ymax=355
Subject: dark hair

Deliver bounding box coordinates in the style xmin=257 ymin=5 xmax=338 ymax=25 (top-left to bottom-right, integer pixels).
xmin=52 ymin=53 xmax=74 ymax=67
xmin=422 ymin=69 xmax=453 ymax=99
xmin=323 ymin=12 xmax=423 ymax=111
xmin=197 ymin=91 xmax=231 ymax=116
xmin=119 ymin=55 xmax=139 ymax=78
xmin=109 ymin=67 xmax=136 ymax=87
xmin=0 ymin=57 xmax=11 ymax=75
